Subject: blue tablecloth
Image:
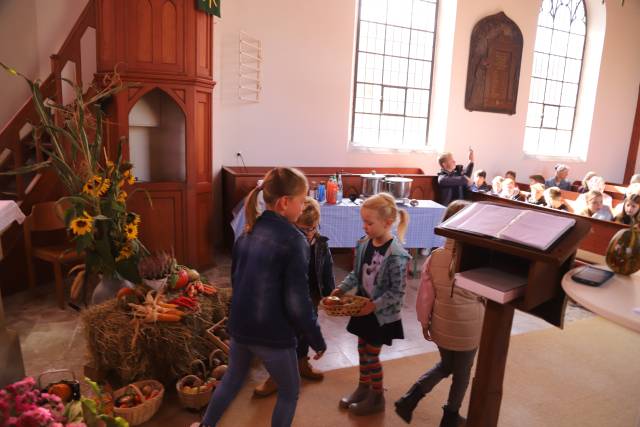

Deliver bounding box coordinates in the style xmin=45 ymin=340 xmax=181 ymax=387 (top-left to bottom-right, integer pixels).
xmin=231 ymin=199 xmax=446 ymax=249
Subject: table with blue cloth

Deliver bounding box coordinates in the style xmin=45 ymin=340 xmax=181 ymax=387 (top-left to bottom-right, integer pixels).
xmin=231 ymin=199 xmax=446 ymax=274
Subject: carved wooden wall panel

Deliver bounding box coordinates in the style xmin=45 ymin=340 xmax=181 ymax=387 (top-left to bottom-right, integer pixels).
xmin=465 ymin=12 xmax=523 ymax=114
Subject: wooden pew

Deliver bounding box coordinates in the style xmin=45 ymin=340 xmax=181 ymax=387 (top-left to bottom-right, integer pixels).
xmin=467 ymin=191 xmax=627 ymax=257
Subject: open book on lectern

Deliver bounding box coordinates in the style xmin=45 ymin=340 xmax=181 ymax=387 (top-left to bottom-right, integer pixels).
xmin=440 ymin=203 xmax=575 ymax=251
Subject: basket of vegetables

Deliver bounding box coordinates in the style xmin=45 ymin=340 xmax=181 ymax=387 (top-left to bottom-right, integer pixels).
xmin=206 ymin=316 xmax=230 ymax=354
xmin=113 ymin=379 xmax=164 ymax=425
xmin=176 ymin=360 xmax=216 ymax=410
xmin=319 ymin=295 xmax=369 ymax=317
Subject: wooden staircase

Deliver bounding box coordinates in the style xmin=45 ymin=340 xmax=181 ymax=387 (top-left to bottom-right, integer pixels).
xmin=0 ymin=1 xmax=97 ymax=294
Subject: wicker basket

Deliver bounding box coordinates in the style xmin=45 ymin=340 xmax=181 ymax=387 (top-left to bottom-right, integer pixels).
xmin=113 ymin=380 xmax=164 ymax=426
xmin=176 ymin=360 xmax=214 ymax=410
xmin=320 ymin=295 xmax=369 ymax=317
xmin=206 ymin=316 xmax=230 ymax=354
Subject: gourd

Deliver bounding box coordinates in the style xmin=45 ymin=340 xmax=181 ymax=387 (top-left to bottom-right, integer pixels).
xmin=605 ymin=222 xmax=640 ymax=275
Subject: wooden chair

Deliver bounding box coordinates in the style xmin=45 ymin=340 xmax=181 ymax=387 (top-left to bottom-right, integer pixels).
xmin=23 ymin=201 xmax=82 ymax=309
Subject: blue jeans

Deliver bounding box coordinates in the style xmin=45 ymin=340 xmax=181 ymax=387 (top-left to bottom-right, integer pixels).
xmin=201 ymin=339 xmax=300 ymax=427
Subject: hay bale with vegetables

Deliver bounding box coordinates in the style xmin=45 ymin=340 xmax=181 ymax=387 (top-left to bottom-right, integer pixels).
xmin=82 ymin=284 xmax=231 ymax=386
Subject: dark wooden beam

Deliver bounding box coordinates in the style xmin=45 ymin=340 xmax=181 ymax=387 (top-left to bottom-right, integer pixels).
xmin=623 ymin=84 xmax=640 ymax=183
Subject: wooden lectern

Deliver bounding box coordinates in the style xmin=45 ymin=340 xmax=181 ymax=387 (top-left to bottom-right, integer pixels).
xmin=435 ymin=202 xmax=591 ymax=427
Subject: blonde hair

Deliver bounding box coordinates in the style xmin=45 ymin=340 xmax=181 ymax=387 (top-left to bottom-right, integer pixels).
xmin=298 ymin=197 xmax=321 ymax=226
xmin=544 ymin=186 xmax=562 ymax=207
xmin=361 ymin=192 xmax=409 ymax=242
xmin=585 ymin=189 xmax=603 ymax=203
xmin=438 ymin=152 xmax=452 ymax=168
xmin=581 ymin=171 xmax=597 ymax=188
xmin=530 ymin=183 xmax=545 ymax=199
xmin=244 ymin=167 xmax=308 ymax=233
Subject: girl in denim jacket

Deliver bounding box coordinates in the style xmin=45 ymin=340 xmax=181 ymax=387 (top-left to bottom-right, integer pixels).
xmin=331 ymin=192 xmax=410 ymax=416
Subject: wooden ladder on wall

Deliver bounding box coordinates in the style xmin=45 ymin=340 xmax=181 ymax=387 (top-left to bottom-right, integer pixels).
xmin=0 ymin=1 xmax=97 ymax=293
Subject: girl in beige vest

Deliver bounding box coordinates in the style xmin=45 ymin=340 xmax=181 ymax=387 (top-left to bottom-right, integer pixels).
xmin=395 ymin=200 xmax=485 ymax=427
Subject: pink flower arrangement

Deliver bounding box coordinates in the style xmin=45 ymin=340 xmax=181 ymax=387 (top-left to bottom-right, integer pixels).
xmin=0 ymin=378 xmax=84 ymax=427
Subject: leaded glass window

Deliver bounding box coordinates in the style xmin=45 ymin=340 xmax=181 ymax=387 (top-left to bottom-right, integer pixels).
xmin=351 ymin=0 xmax=438 ymax=149
xmin=524 ymin=0 xmax=586 ymax=155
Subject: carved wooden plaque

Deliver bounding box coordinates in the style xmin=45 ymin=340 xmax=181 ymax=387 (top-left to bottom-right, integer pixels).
xmin=465 ymin=12 xmax=523 ymax=115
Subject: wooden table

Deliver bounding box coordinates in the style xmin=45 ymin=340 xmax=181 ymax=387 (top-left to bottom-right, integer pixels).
xmin=562 ymin=266 xmax=640 ymax=333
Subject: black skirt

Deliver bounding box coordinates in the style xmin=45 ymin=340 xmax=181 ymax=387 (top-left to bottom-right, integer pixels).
xmin=347 ymin=313 xmax=404 ymax=347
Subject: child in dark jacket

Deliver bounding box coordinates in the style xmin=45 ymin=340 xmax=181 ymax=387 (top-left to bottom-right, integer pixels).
xmin=195 ymin=168 xmax=326 ymax=427
xmin=437 ymin=149 xmax=474 ymax=206
xmin=331 ymin=192 xmax=411 ymax=416
xmin=255 ymin=197 xmax=335 ymax=396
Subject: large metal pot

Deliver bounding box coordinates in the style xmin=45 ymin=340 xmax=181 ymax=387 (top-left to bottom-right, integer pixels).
xmin=385 ymin=176 xmax=413 ymax=200
xmin=360 ymin=171 xmax=386 ymax=197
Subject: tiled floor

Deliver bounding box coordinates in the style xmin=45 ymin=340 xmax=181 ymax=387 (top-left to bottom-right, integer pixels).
xmin=3 ymin=251 xmax=592 ymax=385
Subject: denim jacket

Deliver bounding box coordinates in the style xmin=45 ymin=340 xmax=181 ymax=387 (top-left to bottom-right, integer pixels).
xmin=338 ymin=236 xmax=411 ymax=325
xmin=229 ymin=210 xmax=326 ymax=352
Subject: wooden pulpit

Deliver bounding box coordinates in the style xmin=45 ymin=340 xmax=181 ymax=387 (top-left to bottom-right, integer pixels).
xmin=435 ymin=202 xmax=591 ymax=427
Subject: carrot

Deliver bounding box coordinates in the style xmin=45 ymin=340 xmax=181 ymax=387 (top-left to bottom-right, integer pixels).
xmin=157 ymin=302 xmax=179 ymax=309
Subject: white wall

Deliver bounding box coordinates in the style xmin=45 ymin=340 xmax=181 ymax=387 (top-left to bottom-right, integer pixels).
xmin=212 ymin=0 xmax=640 ymax=178
xmin=0 ymin=0 xmax=89 ymax=127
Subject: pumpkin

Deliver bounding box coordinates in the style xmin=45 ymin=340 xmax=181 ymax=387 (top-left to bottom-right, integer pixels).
xmin=48 ymin=383 xmax=72 ymax=402
xmin=605 ymin=223 xmax=640 ymax=275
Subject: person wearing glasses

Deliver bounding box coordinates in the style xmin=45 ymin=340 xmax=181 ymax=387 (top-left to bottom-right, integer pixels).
xmin=254 ymin=196 xmax=336 ymax=397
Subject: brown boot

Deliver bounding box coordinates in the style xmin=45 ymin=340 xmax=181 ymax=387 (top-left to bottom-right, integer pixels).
xmin=253 ymin=376 xmax=278 ymax=397
xmin=349 ymin=390 xmax=385 ymax=416
xmin=339 ymin=383 xmax=370 ymax=409
xmin=298 ymin=357 xmax=324 ymax=381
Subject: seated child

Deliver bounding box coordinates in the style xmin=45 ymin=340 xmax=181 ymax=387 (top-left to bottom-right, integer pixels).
xmin=578 ymin=190 xmax=613 ymax=221
xmin=529 ymin=174 xmax=545 ymax=186
xmin=526 ymin=183 xmax=546 ymax=206
xmin=614 ymin=194 xmax=640 ymax=225
xmin=544 ymin=187 xmax=573 ymax=212
xmin=470 ymin=169 xmax=491 ymax=192
xmin=499 ymin=178 xmax=520 ymax=200
xmin=437 ymin=149 xmax=474 ymax=206
xmin=490 ymin=176 xmax=504 ymax=195
xmin=505 ymin=170 xmax=516 ymax=181
xmin=395 ymin=200 xmax=484 ymax=427
xmin=254 ymin=197 xmax=335 ymax=396
xmin=545 ymin=164 xmax=572 ymax=191
xmin=576 ymin=175 xmax=612 ymax=209
xmin=577 ymin=171 xmax=597 ymax=193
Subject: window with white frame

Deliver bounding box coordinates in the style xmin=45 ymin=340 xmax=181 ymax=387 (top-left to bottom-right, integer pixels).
xmin=524 ymin=0 xmax=586 ymax=156
xmin=351 ymin=0 xmax=438 ymax=150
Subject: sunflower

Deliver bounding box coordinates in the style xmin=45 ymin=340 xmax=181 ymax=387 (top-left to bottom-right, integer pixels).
xmin=82 ymin=176 xmax=102 ymax=197
xmin=98 ymin=178 xmax=111 ymax=196
xmin=126 ymin=212 xmax=141 ymax=226
xmin=123 ymin=169 xmax=136 ymax=185
xmin=125 ymin=223 xmax=138 ymax=240
xmin=117 ymin=190 xmax=127 ymax=204
xmin=116 ymin=243 xmax=134 ymax=261
xmin=70 ymin=211 xmax=94 ymax=236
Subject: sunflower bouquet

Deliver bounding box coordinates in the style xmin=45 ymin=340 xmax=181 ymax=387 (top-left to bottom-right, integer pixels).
xmin=1 ymin=63 xmax=147 ymax=284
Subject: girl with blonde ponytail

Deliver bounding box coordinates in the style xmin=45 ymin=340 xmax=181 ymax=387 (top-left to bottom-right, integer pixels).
xmin=196 ymin=167 xmax=326 ymax=427
xmin=330 ymin=192 xmax=411 ymax=416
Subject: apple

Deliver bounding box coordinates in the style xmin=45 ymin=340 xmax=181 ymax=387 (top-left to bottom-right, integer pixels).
xmin=323 ymin=296 xmax=342 ymax=306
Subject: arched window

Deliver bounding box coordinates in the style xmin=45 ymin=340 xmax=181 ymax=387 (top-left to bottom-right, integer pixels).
xmin=524 ymin=0 xmax=586 ymax=156
xmin=351 ymin=0 xmax=438 ymax=150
